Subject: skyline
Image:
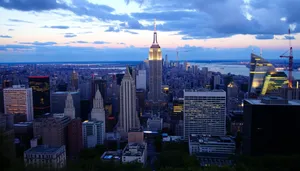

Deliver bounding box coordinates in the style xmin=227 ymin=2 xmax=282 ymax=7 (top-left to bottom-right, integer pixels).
xmin=0 ymin=0 xmax=300 ymax=62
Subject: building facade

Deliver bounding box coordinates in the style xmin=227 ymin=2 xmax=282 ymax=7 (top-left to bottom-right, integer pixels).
xmin=136 ymin=70 xmax=146 ymax=90
xmin=3 ymin=85 xmax=34 ymax=121
xmin=67 ymin=118 xmax=83 ymax=157
xmin=24 ymin=145 xmax=66 ymax=169
xmin=82 ymin=120 xmax=104 ymax=148
xmin=184 ymin=89 xmax=226 ymax=140
xmin=28 ymin=76 xmax=50 ymax=118
xmin=243 ymin=97 xmax=300 ymax=156
xmin=118 ymin=67 xmax=140 ymax=135
xmin=91 ymin=89 xmax=106 ymax=130
xmin=51 ymin=91 xmax=80 ymax=118
xmin=122 ymin=142 xmax=147 ymax=165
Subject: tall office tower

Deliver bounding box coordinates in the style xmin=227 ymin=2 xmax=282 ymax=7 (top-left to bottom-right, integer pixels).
xmin=36 ymin=114 xmax=71 ymax=147
xmin=79 ymin=82 xmax=91 ymax=100
xmin=28 ymin=76 xmax=50 ymax=118
xmin=3 ymin=85 xmax=34 ymax=121
xmin=136 ymin=70 xmax=147 ymax=90
xmin=261 ymin=72 xmax=288 ymax=96
xmin=0 ymin=88 xmax=4 ymax=113
xmin=92 ymin=77 xmax=107 ymax=103
xmin=164 ymin=54 xmax=168 ymax=67
xmin=136 ymin=89 xmax=145 ymax=117
xmin=64 ymin=93 xmax=75 ymax=119
xmin=212 ymin=75 xmax=221 ymax=89
xmin=71 ymin=70 xmax=79 ymax=91
xmin=82 ymin=120 xmax=104 ymax=148
xmin=243 ymin=97 xmax=300 ymax=156
xmin=91 ymin=89 xmax=106 ymax=130
xmin=148 ymin=20 xmax=162 ymax=103
xmin=67 ymin=118 xmax=83 ymax=157
xmin=51 ymin=91 xmax=80 ymax=118
xmin=227 ymin=82 xmax=239 ymax=112
xmin=184 ymin=89 xmax=226 ymax=141
xmin=248 ymin=53 xmax=276 ymax=95
xmin=118 ymin=67 xmax=140 ymax=136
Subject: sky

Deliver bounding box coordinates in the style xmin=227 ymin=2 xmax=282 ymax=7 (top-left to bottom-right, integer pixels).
xmin=0 ymin=0 xmax=300 ymax=62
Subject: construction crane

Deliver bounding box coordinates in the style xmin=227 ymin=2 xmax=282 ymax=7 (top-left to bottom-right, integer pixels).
xmin=280 ymin=29 xmax=293 ymax=88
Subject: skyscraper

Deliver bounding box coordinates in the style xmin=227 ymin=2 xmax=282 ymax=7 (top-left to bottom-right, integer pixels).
xmin=118 ymin=67 xmax=140 ymax=136
xmin=82 ymin=120 xmax=104 ymax=148
xmin=71 ymin=70 xmax=79 ymax=91
xmin=184 ymin=89 xmax=226 ymax=141
xmin=148 ymin=20 xmax=162 ymax=103
xmin=243 ymin=97 xmax=300 ymax=155
xmin=67 ymin=118 xmax=83 ymax=157
xmin=28 ymin=76 xmax=50 ymax=118
xmin=92 ymin=77 xmax=107 ymax=103
xmin=51 ymin=91 xmax=80 ymax=118
xmin=3 ymin=85 xmax=34 ymax=121
xmin=64 ymin=93 xmax=75 ymax=119
xmin=136 ymin=70 xmax=146 ymax=90
xmin=91 ymin=89 xmax=106 ymax=131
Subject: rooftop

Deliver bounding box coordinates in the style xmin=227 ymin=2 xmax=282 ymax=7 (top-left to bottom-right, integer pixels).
xmin=14 ymin=122 xmax=33 ymax=127
xmin=25 ymin=145 xmax=64 ymax=154
xmin=185 ymin=89 xmax=225 ymax=93
xmin=53 ymin=91 xmax=78 ymax=95
xmin=245 ymin=97 xmax=300 ymax=106
xmin=101 ymin=151 xmax=121 ymax=161
xmin=123 ymin=142 xmax=146 ymax=157
xmin=129 ymin=128 xmax=143 ymax=132
xmin=190 ymin=135 xmax=235 ymax=144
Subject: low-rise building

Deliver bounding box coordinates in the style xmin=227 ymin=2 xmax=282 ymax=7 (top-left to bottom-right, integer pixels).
xmin=122 ymin=142 xmax=147 ymax=165
xmin=128 ymin=128 xmax=144 ymax=143
xmin=189 ymin=134 xmax=235 ymax=155
xmin=147 ymin=115 xmax=163 ymax=131
xmin=24 ymin=145 xmax=66 ymax=169
xmin=189 ymin=134 xmax=235 ymax=166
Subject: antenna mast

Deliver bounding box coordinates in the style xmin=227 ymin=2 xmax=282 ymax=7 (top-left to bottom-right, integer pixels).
xmin=280 ymin=29 xmax=293 ymax=88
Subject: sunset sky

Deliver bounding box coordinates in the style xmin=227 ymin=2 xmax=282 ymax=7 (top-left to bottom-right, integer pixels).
xmin=0 ymin=0 xmax=299 ymax=62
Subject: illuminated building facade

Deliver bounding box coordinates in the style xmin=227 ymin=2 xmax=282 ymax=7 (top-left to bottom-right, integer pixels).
xmin=71 ymin=70 xmax=79 ymax=91
xmin=248 ymin=53 xmax=276 ymax=95
xmin=261 ymin=72 xmax=288 ymax=95
xmin=149 ymin=20 xmax=162 ymax=103
xmin=184 ymin=89 xmax=226 ymax=141
xmin=29 ymin=76 xmax=50 ymax=118
xmin=3 ymin=85 xmax=33 ymax=121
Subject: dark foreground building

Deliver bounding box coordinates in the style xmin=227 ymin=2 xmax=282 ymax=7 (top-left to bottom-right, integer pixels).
xmin=243 ymin=97 xmax=300 ymax=155
xmin=28 ymin=76 xmax=50 ymax=118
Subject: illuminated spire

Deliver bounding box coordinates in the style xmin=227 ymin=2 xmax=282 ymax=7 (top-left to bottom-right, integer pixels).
xmin=152 ymin=18 xmax=158 ymax=45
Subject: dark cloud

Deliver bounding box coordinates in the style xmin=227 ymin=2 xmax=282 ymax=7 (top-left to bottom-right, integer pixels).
xmin=283 ymin=36 xmax=295 ymax=40
xmin=43 ymin=25 xmax=69 ymax=29
xmin=8 ymin=19 xmax=33 ymax=23
xmin=255 ymin=35 xmax=274 ymax=40
xmin=124 ymin=30 xmax=139 ymax=34
xmin=64 ymin=33 xmax=77 ymax=38
xmin=0 ymin=35 xmax=12 ymax=38
xmin=19 ymin=41 xmax=57 ymax=46
xmin=8 ymin=29 xmax=14 ymax=31
xmin=0 ymin=0 xmax=67 ymax=11
xmin=105 ymin=26 xmax=120 ymax=32
xmin=94 ymin=41 xmax=110 ymax=44
xmin=75 ymin=41 xmax=89 ymax=44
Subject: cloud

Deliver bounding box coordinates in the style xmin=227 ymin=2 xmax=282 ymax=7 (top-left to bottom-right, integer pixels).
xmin=8 ymin=29 xmax=14 ymax=31
xmin=8 ymin=19 xmax=33 ymax=23
xmin=105 ymin=26 xmax=120 ymax=32
xmin=118 ymin=42 xmax=126 ymax=45
xmin=255 ymin=34 xmax=274 ymax=40
xmin=93 ymin=41 xmax=110 ymax=44
xmin=0 ymin=35 xmax=12 ymax=38
xmin=64 ymin=33 xmax=77 ymax=38
xmin=0 ymin=0 xmax=68 ymax=11
xmin=77 ymin=31 xmax=93 ymax=34
xmin=19 ymin=41 xmax=57 ymax=46
xmin=283 ymin=36 xmax=295 ymax=40
xmin=43 ymin=25 xmax=69 ymax=29
xmin=75 ymin=41 xmax=89 ymax=44
xmin=124 ymin=30 xmax=139 ymax=34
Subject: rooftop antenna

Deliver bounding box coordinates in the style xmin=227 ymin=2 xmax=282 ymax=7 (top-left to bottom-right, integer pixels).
xmin=154 ymin=18 xmax=156 ymax=32
xmin=280 ymin=28 xmax=293 ymax=88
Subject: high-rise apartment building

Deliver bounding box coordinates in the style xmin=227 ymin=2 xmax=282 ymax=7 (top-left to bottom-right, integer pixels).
xmin=3 ymin=85 xmax=33 ymax=121
xmin=28 ymin=76 xmax=50 ymax=118
xmin=82 ymin=120 xmax=104 ymax=148
xmin=92 ymin=77 xmax=107 ymax=103
xmin=118 ymin=67 xmax=140 ymax=136
xmin=136 ymin=70 xmax=146 ymax=90
xmin=243 ymin=97 xmax=300 ymax=156
xmin=184 ymin=89 xmax=226 ymax=140
xmin=148 ymin=21 xmax=162 ymax=103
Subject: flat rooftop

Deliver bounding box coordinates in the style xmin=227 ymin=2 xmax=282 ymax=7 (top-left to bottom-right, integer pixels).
xmin=101 ymin=151 xmax=121 ymax=161
xmin=53 ymin=91 xmax=78 ymax=95
xmin=123 ymin=142 xmax=146 ymax=157
xmin=185 ymin=89 xmax=225 ymax=93
xmin=245 ymin=98 xmax=300 ymax=106
xmin=190 ymin=135 xmax=234 ymax=144
xmin=25 ymin=145 xmax=64 ymax=154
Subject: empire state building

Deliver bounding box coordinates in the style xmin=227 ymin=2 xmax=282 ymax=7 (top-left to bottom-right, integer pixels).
xmin=149 ymin=20 xmax=162 ymax=103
